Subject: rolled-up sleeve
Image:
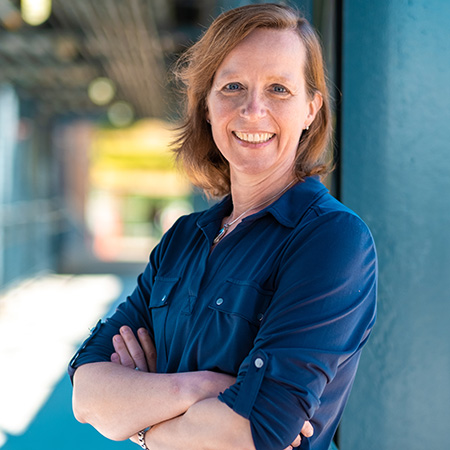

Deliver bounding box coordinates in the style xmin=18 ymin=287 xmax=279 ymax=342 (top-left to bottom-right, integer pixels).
xmin=219 ymin=211 xmax=377 ymax=450
xmin=68 ymin=250 xmax=157 ymax=382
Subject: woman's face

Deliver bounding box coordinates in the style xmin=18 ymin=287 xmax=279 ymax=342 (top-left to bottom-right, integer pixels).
xmin=206 ymin=28 xmax=322 ymax=181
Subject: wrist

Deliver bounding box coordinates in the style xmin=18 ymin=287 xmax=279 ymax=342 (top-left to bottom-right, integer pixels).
xmin=176 ymin=371 xmax=208 ymax=405
xmin=137 ymin=427 xmax=151 ymax=450
xmin=189 ymin=371 xmax=215 ymax=403
xmin=189 ymin=370 xmax=235 ymax=403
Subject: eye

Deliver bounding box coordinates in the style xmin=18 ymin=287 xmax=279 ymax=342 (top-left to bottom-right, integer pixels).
xmin=223 ymin=83 xmax=241 ymax=91
xmin=272 ymin=84 xmax=288 ymax=94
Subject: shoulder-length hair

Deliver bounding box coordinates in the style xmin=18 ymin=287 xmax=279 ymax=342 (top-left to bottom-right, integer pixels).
xmin=172 ymin=3 xmax=332 ymax=197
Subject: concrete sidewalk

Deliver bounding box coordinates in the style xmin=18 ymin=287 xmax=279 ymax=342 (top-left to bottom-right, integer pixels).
xmin=0 ymin=273 xmax=137 ymax=450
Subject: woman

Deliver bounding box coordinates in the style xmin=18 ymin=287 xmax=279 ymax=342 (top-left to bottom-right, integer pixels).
xmin=69 ymin=4 xmax=377 ymax=450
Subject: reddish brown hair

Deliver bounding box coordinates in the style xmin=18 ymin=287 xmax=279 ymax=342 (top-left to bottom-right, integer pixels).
xmin=173 ymin=3 xmax=332 ymax=197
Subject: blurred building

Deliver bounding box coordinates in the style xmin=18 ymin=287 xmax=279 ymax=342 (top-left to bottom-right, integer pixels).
xmin=0 ymin=1 xmax=449 ymax=449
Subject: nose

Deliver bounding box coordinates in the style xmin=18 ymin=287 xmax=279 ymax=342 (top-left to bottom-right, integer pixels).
xmin=240 ymin=90 xmax=267 ymax=120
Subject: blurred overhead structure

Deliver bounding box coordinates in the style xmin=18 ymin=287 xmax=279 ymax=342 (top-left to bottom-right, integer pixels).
xmin=0 ymin=0 xmax=216 ymax=287
xmin=0 ymin=0 xmax=215 ymax=119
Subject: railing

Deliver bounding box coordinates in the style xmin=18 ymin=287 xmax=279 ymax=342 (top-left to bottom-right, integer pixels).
xmin=0 ymin=198 xmax=68 ymax=289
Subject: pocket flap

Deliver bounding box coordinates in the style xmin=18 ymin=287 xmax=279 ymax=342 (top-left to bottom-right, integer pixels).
xmin=149 ymin=276 xmax=179 ymax=308
xmin=208 ymin=279 xmax=272 ymax=326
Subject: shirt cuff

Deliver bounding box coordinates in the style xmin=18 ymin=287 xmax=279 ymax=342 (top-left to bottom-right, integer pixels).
xmin=68 ymin=319 xmax=104 ymax=383
xmin=223 ymin=350 xmax=267 ymax=418
xmin=219 ymin=350 xmax=308 ymax=450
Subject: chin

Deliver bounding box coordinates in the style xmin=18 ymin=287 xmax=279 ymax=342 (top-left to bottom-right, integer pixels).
xmin=233 ymin=163 xmax=274 ymax=177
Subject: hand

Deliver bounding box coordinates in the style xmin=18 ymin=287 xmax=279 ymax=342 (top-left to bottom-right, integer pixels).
xmin=283 ymin=421 xmax=314 ymax=449
xmin=111 ymin=326 xmax=157 ymax=372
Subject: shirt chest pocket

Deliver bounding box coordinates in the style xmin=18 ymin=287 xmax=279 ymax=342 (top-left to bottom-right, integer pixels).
xmin=149 ymin=276 xmax=179 ymax=362
xmin=202 ymin=279 xmax=273 ymax=372
xmin=208 ymin=279 xmax=273 ymax=326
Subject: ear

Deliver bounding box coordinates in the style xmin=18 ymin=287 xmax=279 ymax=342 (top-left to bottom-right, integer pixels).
xmin=305 ymin=92 xmax=323 ymax=128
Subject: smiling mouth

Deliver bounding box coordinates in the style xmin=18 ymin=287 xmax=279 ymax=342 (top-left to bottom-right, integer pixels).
xmin=233 ymin=131 xmax=275 ymax=144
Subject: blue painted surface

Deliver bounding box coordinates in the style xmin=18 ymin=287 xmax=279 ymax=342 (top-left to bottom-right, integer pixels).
xmin=2 ymin=375 xmax=135 ymax=450
xmin=1 ymin=277 xmax=138 ymax=450
xmin=340 ymin=1 xmax=450 ymax=449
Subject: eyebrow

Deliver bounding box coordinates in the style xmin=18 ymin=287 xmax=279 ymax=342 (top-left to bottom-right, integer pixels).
xmin=214 ymin=70 xmax=298 ymax=85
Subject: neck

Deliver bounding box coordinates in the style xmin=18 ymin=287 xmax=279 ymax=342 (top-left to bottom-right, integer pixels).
xmin=228 ymin=171 xmax=296 ymax=220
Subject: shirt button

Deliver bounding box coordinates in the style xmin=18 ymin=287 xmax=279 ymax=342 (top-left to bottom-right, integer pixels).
xmin=161 ymin=295 xmax=167 ymax=302
xmin=216 ymin=298 xmax=224 ymax=306
xmin=257 ymin=313 xmax=264 ymax=322
xmin=254 ymin=357 xmax=264 ymax=368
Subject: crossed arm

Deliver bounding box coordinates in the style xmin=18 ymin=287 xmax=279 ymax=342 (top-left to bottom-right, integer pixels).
xmin=72 ymin=326 xmax=313 ymax=450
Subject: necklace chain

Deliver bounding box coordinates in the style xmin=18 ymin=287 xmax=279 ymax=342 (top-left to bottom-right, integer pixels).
xmin=213 ymin=179 xmax=296 ymax=245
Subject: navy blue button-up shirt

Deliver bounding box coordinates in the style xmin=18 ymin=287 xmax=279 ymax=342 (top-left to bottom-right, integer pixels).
xmin=69 ymin=176 xmax=377 ymax=450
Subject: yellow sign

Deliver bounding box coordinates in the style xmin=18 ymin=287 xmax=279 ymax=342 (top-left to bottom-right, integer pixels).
xmin=90 ymin=119 xmax=191 ymax=197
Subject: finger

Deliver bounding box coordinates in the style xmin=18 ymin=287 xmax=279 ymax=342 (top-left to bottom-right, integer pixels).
xmin=138 ymin=328 xmax=157 ymax=373
xmin=112 ymin=334 xmax=135 ymax=369
xmin=290 ymin=434 xmax=301 ymax=448
xmin=301 ymin=421 xmax=314 ymax=438
xmin=111 ymin=352 xmax=120 ymax=364
xmin=120 ymin=326 xmax=148 ymax=371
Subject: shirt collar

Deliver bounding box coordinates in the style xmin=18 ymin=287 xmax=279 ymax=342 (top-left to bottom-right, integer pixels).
xmin=197 ymin=176 xmax=329 ymax=229
xmin=264 ymin=176 xmax=329 ymax=228
xmin=197 ymin=195 xmax=232 ymax=228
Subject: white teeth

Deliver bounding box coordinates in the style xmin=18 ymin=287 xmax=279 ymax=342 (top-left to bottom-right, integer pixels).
xmin=234 ymin=132 xmax=274 ymax=143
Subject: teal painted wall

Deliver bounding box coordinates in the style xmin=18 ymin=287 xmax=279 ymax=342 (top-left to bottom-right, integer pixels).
xmin=339 ymin=1 xmax=450 ymax=449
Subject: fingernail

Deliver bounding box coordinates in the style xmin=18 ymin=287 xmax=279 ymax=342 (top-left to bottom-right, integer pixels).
xmin=114 ymin=335 xmax=122 ymax=343
xmin=138 ymin=328 xmax=148 ymax=335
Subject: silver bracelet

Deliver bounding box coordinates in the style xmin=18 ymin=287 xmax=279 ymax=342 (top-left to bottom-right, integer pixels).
xmin=137 ymin=427 xmax=151 ymax=450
